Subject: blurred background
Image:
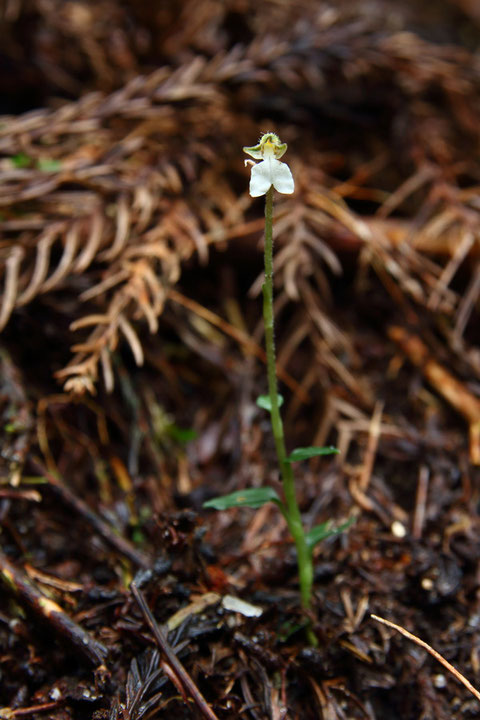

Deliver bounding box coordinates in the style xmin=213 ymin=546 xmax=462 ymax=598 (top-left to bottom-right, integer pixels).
xmin=1 ymin=1 xmax=480 ymax=719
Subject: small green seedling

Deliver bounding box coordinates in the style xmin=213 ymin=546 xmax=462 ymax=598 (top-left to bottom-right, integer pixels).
xmin=204 ymin=133 xmax=351 ymax=645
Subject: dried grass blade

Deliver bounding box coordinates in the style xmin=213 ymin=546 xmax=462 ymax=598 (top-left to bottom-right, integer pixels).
xmin=99 ymin=194 xmax=131 ymax=261
xmin=74 ymin=212 xmax=105 ymax=273
xmin=118 ymin=314 xmax=144 ymax=366
xmin=40 ymin=224 xmax=79 ymax=293
xmin=17 ymin=228 xmax=59 ymax=306
xmin=371 ymin=614 xmax=480 ymax=704
xmin=0 ymin=246 xmax=24 ymax=331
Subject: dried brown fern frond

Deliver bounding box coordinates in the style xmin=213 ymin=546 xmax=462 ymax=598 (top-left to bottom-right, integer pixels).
xmin=55 ymin=198 xmax=210 ymax=393
xmin=244 ymin=155 xmax=480 ymax=418
xmin=2 ymin=0 xmax=480 ymax=403
xmin=0 ymin=55 xmax=253 ymax=393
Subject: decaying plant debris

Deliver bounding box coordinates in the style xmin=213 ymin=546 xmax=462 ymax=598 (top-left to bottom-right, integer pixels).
xmin=1 ymin=1 xmax=480 ymax=718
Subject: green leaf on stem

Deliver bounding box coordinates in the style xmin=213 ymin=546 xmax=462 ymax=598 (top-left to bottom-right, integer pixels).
xmin=285 ymin=446 xmax=339 ymax=463
xmin=256 ymin=394 xmax=284 ymax=411
xmin=203 ymin=487 xmax=282 ymax=511
xmin=306 ymin=517 xmax=355 ymax=551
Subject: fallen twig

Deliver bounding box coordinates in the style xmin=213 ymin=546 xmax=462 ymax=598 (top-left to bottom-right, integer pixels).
xmin=371 ymin=614 xmax=480 ymax=704
xmin=32 ymin=460 xmax=151 ymax=569
xmin=0 ymin=549 xmax=108 ymax=666
xmin=131 ymin=582 xmax=220 ymax=720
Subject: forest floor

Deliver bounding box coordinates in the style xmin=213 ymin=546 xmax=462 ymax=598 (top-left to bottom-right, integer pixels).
xmin=1 ymin=1 xmax=480 ymax=719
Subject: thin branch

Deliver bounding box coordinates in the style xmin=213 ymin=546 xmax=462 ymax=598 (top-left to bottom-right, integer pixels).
xmin=0 ymin=549 xmax=108 ymax=667
xmin=131 ymin=583 xmax=220 ymax=720
xmin=371 ymin=614 xmax=480 ymax=704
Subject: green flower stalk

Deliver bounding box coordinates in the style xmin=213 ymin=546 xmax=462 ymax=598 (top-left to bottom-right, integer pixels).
xmin=246 ymin=134 xmax=314 ymax=642
xmin=204 ymin=133 xmax=348 ymax=646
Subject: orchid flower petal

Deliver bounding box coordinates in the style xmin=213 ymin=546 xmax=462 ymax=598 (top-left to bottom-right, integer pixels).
xmin=273 ymin=143 xmax=288 ymax=159
xmin=243 ymin=144 xmax=264 ymax=159
xmin=271 ymin=159 xmax=294 ymax=193
xmin=250 ymin=161 xmax=275 ymax=197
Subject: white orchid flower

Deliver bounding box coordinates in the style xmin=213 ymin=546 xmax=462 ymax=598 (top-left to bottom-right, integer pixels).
xmin=243 ymin=132 xmax=294 ymax=197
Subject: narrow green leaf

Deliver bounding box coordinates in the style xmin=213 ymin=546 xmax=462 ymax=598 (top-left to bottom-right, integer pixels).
xmin=203 ymin=487 xmax=282 ymax=511
xmin=306 ymin=517 xmax=355 ymax=551
xmin=256 ymin=394 xmax=284 ymax=411
xmin=285 ymin=446 xmax=339 ymax=463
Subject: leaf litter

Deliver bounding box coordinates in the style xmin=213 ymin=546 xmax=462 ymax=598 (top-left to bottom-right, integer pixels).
xmin=0 ymin=1 xmax=480 ymax=718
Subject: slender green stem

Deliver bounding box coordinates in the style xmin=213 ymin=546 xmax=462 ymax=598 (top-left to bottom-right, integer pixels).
xmin=262 ymin=187 xmax=316 ymax=643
